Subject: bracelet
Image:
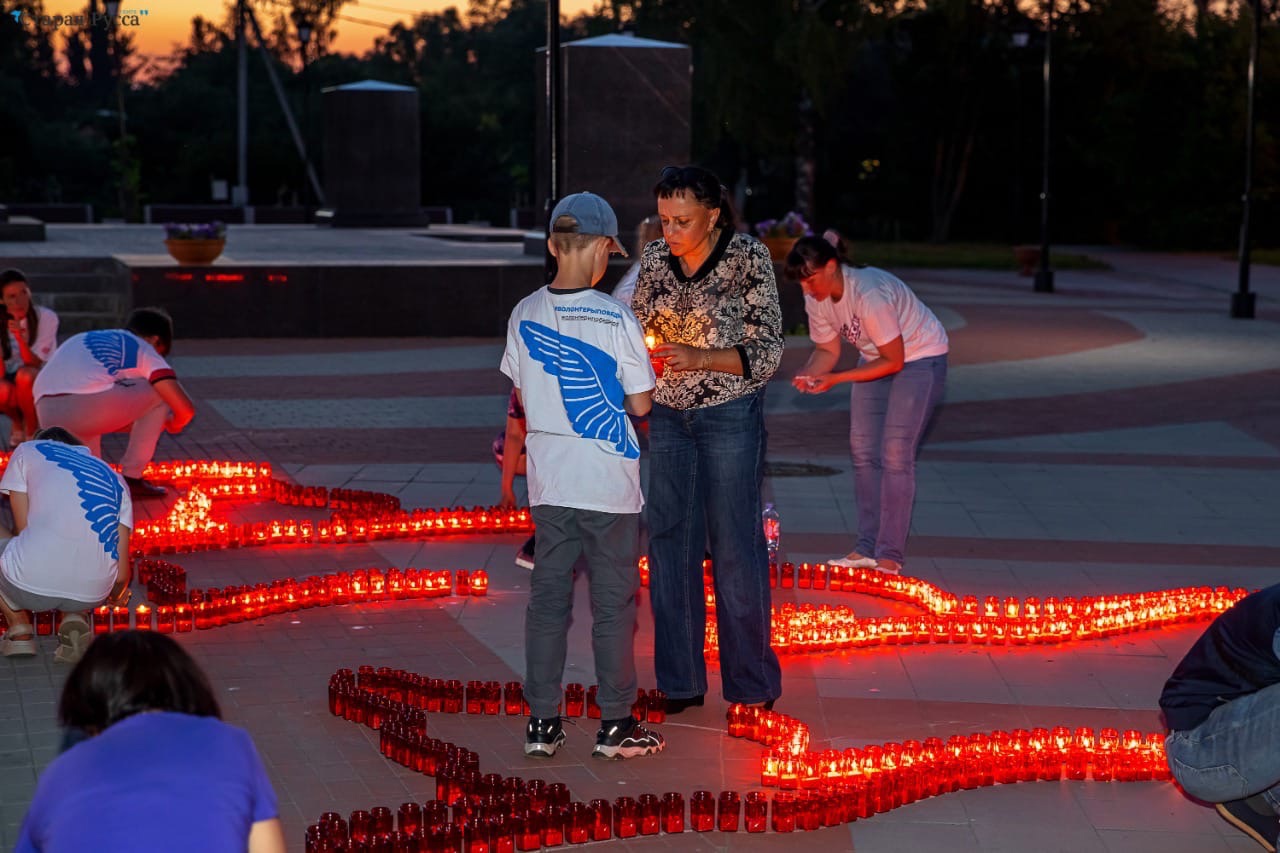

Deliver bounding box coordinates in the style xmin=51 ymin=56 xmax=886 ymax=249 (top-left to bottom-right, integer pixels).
xmin=701 ymin=349 xmax=713 ymax=371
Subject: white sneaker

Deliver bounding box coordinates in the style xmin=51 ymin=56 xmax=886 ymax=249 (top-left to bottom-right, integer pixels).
xmin=873 ymin=559 xmax=902 ymax=576
xmin=827 ymin=552 xmax=877 ymax=569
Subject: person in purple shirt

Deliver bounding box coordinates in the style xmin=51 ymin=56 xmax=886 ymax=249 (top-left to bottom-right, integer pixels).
xmin=16 ymin=631 xmax=285 ymax=853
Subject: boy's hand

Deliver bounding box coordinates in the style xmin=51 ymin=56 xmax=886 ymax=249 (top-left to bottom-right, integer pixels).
xmin=499 ymin=487 xmax=518 ymax=509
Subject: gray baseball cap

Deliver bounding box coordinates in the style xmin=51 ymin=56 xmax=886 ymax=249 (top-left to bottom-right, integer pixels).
xmin=549 ymin=192 xmax=628 ymax=257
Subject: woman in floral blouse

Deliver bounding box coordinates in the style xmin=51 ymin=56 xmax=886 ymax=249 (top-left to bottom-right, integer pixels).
xmin=631 ymin=165 xmax=783 ymax=714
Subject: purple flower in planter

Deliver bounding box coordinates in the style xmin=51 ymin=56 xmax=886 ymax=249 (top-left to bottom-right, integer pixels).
xmin=754 ymin=211 xmax=812 ymax=240
xmin=164 ymin=221 xmax=227 ymax=240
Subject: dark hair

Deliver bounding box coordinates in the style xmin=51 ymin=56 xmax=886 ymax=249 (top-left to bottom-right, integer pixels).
xmin=783 ymin=234 xmax=845 ymax=282
xmin=125 ymin=307 xmax=174 ymax=356
xmin=1 ymin=269 xmax=39 ymax=363
xmin=59 ymin=631 xmax=222 ymax=732
xmin=31 ymin=426 xmax=84 ymax=446
xmin=653 ymin=165 xmax=735 ymax=230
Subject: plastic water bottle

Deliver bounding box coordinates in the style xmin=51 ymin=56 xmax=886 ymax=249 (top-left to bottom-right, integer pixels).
xmin=762 ymin=502 xmax=781 ymax=562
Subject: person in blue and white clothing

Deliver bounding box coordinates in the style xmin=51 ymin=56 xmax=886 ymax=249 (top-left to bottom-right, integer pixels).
xmin=500 ymin=191 xmax=664 ymax=762
xmin=33 ymin=307 xmax=196 ymax=499
xmin=0 ymin=427 xmax=133 ymax=663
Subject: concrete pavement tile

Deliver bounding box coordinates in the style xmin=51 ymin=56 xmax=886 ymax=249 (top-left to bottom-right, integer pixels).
xmin=960 ymin=780 xmax=1090 ymax=826
xmin=1070 ymin=781 xmax=1214 ymax=833
xmin=1098 ymin=830 xmax=1240 ymax=853
xmin=968 ymin=821 xmax=1108 ymax=852
xmin=847 ymin=819 xmax=981 ymax=852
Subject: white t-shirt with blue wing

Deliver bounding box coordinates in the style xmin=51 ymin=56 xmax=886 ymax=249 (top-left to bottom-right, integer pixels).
xmin=33 ymin=329 xmax=175 ymax=401
xmin=501 ymin=287 xmax=655 ymax=514
xmin=0 ymin=441 xmax=134 ymax=602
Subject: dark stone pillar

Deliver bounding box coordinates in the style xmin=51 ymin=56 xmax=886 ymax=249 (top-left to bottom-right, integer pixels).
xmin=316 ymin=80 xmax=429 ymax=227
xmin=535 ymin=34 xmax=692 ymax=250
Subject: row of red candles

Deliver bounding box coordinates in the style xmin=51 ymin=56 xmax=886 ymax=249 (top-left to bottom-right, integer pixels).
xmin=320 ymin=667 xmax=1173 ymax=846
xmin=726 ymin=705 xmax=1170 ymax=789
xmin=132 ymin=482 xmax=533 ymax=556
xmin=308 ymin=787 xmax=853 ymax=852
xmin=329 ymin=668 xmax=669 ymax=724
xmin=0 ymin=569 xmax=492 ymax=636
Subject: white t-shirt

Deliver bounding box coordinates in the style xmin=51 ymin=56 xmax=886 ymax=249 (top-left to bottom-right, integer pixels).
xmin=0 ymin=440 xmax=133 ymax=601
xmin=33 ymin=329 xmax=175 ymax=401
xmin=4 ymin=305 xmax=59 ymax=374
xmin=805 ymin=265 xmax=949 ymax=363
xmin=500 ymin=286 xmax=655 ymax=514
xmin=611 ymin=263 xmax=640 ymax=311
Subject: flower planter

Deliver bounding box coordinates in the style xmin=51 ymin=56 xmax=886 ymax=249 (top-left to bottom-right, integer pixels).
xmin=762 ymin=236 xmax=799 ymax=263
xmin=165 ymin=238 xmax=225 ymax=265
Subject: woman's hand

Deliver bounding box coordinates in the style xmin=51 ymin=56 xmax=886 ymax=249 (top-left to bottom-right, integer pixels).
xmin=7 ymin=318 xmax=27 ymax=343
xmin=794 ymin=373 xmax=836 ymax=394
xmin=652 ymin=343 xmax=708 ymax=372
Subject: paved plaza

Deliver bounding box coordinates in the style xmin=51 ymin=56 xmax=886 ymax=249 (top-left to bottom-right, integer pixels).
xmin=1 ymin=240 xmax=1278 ymax=851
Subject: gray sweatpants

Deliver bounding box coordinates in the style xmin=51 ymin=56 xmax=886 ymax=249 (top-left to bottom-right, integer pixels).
xmin=36 ymin=381 xmax=169 ymax=478
xmin=526 ymin=505 xmax=641 ymax=722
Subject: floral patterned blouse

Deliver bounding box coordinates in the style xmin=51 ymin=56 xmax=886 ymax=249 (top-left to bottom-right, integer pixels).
xmin=632 ymin=228 xmax=784 ymax=411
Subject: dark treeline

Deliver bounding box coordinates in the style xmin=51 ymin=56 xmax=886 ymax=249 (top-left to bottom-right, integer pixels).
xmin=1 ymin=0 xmax=1275 ymax=247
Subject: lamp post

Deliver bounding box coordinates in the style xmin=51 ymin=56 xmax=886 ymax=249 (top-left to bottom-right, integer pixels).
xmin=1232 ymin=0 xmax=1261 ymax=319
xmin=103 ymin=0 xmax=131 ymax=219
xmin=544 ymin=0 xmax=561 ymax=282
xmin=292 ymin=10 xmax=314 ymax=210
xmin=1034 ymin=0 xmax=1054 ymax=294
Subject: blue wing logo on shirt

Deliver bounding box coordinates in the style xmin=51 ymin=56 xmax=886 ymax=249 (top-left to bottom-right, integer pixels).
xmin=84 ymin=330 xmax=140 ymax=376
xmin=518 ymin=320 xmax=639 ymax=459
xmin=34 ymin=443 xmax=124 ymax=559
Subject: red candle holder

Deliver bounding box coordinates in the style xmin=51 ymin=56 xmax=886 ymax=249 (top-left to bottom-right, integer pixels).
xmin=564 ymin=683 xmax=585 ymax=717
xmin=744 ymin=792 xmax=768 ymax=833
xmin=134 ymin=603 xmax=153 ymax=631
xmin=588 ymin=798 xmax=611 ymax=841
xmin=660 ymin=792 xmax=684 ymax=834
xmin=612 ymin=796 xmax=638 ymax=839
xmin=111 ymin=605 xmax=131 ymax=632
xmin=717 ymin=791 xmax=740 ymax=832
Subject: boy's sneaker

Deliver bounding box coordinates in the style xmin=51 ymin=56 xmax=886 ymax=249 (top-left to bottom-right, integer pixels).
xmin=592 ymin=717 xmax=665 ymax=760
xmin=514 ymin=536 xmax=536 ymax=570
xmin=828 ymin=551 xmax=876 ymax=569
xmin=524 ymin=717 xmax=566 ymax=758
xmin=1216 ymin=796 xmax=1279 ymax=851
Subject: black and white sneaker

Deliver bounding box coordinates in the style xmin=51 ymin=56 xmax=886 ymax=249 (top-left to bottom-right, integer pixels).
xmin=514 ymin=536 xmax=536 ymax=570
xmin=524 ymin=716 xmax=566 ymax=758
xmin=592 ymin=717 xmax=665 ymax=760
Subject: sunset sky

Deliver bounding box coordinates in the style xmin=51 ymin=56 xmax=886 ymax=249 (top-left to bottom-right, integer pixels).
xmin=38 ymin=0 xmax=601 ymax=60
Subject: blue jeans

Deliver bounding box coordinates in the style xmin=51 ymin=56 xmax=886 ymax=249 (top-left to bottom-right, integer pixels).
xmin=1165 ymin=629 xmax=1280 ymax=812
xmin=849 ymin=355 xmax=947 ymax=565
xmin=646 ymin=390 xmax=782 ymax=705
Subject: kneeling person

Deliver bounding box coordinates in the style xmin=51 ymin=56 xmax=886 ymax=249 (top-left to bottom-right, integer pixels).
xmin=0 ymin=427 xmax=133 ymax=663
xmin=33 ymin=307 xmax=195 ymax=499
xmin=1161 ymin=584 xmax=1280 ymax=851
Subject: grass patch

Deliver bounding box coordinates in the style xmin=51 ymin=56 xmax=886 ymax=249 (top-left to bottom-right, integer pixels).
xmin=845 ymin=241 xmax=1111 ymax=271
xmin=1252 ymin=249 xmax=1280 ymax=266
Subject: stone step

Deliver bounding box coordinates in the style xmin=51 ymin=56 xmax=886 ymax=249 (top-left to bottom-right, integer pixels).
xmin=55 ymin=311 xmax=124 ymax=337
xmin=35 ymin=291 xmax=125 ymax=315
xmin=1 ymin=256 xmax=125 ymax=279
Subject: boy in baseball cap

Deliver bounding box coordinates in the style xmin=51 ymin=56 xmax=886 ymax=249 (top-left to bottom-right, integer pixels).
xmin=499 ymin=192 xmax=663 ymax=760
